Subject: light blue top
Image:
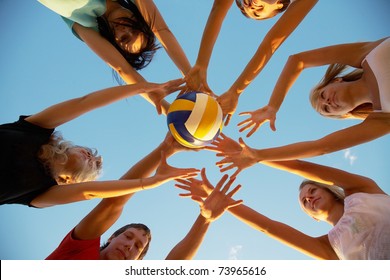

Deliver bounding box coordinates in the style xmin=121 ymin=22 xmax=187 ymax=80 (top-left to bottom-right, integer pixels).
xmin=38 ymin=0 xmax=135 ymax=39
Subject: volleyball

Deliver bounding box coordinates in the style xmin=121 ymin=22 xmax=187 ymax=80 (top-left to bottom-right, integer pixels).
xmin=167 ymin=91 xmax=223 ymax=148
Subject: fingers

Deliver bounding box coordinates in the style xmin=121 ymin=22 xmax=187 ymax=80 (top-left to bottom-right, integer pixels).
xmin=230 ymin=169 xmax=241 ymax=179
xmin=191 ymin=195 xmax=204 ymax=205
xmin=215 ymin=174 xmax=229 ymax=191
xmin=237 ymin=117 xmax=252 ymax=127
xmin=246 ymin=124 xmax=259 ymax=138
xmin=270 ymin=118 xmax=276 ymax=131
xmin=174 ymin=178 xmax=192 ymax=185
xmin=178 ymin=193 xmax=192 ymax=197
xmin=224 ymin=114 xmax=232 ymax=126
xmin=238 ymin=137 xmax=246 ymax=147
xmin=174 ymin=183 xmax=190 ymax=191
xmin=156 ymin=103 xmax=162 ymax=115
xmin=220 ymin=176 xmax=236 ymax=194
xmin=200 ymin=168 xmax=212 ymax=188
xmin=238 ymin=111 xmax=251 ymax=116
xmin=226 ymin=184 xmax=241 ymax=197
xmin=238 ymin=121 xmax=254 ymax=133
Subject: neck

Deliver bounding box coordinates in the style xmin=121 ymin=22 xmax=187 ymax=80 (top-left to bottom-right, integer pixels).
xmin=349 ymin=76 xmax=372 ymax=107
xmin=324 ymin=201 xmax=344 ymax=226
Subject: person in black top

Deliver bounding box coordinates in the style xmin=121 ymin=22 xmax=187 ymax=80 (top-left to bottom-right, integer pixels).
xmin=0 ymin=78 xmax=200 ymax=208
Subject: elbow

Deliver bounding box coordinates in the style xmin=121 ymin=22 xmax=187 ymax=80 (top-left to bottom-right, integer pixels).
xmin=83 ymin=192 xmax=99 ymax=200
xmin=287 ymin=54 xmax=305 ymax=71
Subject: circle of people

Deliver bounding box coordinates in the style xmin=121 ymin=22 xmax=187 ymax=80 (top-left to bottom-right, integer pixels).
xmin=1 ymin=0 xmax=389 ymax=260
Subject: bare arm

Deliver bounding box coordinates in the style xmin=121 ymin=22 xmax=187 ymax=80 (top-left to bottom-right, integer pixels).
xmin=174 ymin=168 xmax=337 ymax=259
xmin=214 ymin=114 xmax=390 ymax=176
xmin=262 ymin=160 xmax=384 ymax=196
xmin=73 ymin=23 xmax=171 ymax=115
xmin=268 ymin=37 xmax=389 ymax=113
xmin=30 ymin=149 xmax=199 ymax=208
xmin=166 ymin=172 xmax=242 ymax=260
xmin=218 ymin=0 xmax=318 ymax=124
xmin=136 ymin=0 xmax=192 ymax=75
xmin=228 ymin=204 xmax=338 ymax=259
xmin=231 ymin=0 xmax=318 ymax=94
xmin=25 ymin=78 xmax=184 ymax=129
xmin=255 ymin=112 xmax=390 ymax=161
xmin=185 ymin=0 xmax=233 ymax=92
xmin=72 ymin=134 xmax=183 ymax=241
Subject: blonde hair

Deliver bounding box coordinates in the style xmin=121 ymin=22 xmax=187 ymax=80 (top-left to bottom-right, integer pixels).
xmin=299 ymin=180 xmax=345 ymax=201
xmin=309 ymin=63 xmax=372 ymax=119
xmin=38 ymin=132 xmax=102 ymax=184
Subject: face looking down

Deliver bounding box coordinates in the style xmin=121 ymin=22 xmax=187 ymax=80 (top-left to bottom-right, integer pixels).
xmin=237 ymin=0 xmax=286 ymax=20
xmin=101 ymin=228 xmax=149 ymax=260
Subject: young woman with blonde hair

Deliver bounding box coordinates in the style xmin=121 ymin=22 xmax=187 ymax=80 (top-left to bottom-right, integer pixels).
xmin=238 ymin=37 xmax=390 ymax=136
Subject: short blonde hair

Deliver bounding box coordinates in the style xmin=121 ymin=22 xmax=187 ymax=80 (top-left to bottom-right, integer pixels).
xmin=38 ymin=132 xmax=102 ymax=184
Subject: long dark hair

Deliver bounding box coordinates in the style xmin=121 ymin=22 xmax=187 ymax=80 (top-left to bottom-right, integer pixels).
xmin=97 ymin=0 xmax=160 ymax=70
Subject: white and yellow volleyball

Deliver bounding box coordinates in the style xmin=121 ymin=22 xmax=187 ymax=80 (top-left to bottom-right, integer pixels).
xmin=167 ymin=91 xmax=223 ymax=148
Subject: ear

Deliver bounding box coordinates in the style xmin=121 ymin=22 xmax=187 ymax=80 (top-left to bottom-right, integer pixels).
xmin=107 ymin=234 xmax=115 ymax=244
xmin=333 ymin=77 xmax=343 ymax=83
xmin=57 ymin=174 xmax=72 ymax=184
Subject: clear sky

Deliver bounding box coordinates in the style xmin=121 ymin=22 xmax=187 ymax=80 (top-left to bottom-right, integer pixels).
xmin=0 ymin=0 xmax=389 ymax=261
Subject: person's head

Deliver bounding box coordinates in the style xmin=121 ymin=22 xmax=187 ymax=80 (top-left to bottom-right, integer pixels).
xmin=235 ymin=0 xmax=291 ymax=20
xmin=38 ymin=132 xmax=103 ymax=184
xmin=98 ymin=0 xmax=160 ymax=70
xmin=100 ymin=223 xmax=152 ymax=260
xmin=298 ymin=180 xmax=345 ymax=221
xmin=310 ymin=63 xmax=372 ymax=119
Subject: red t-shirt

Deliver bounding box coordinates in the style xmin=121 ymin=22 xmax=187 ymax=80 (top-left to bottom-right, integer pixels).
xmin=46 ymin=228 xmax=101 ymax=260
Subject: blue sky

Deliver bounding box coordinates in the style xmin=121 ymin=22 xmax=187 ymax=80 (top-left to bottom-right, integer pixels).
xmin=0 ymin=0 xmax=389 ymax=261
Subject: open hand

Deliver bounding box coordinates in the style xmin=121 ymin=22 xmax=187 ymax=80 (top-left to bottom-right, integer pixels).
xmin=238 ymin=105 xmax=277 ymax=137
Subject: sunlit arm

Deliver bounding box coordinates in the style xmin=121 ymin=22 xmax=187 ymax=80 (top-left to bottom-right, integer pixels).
xmin=253 ymin=112 xmax=390 ymax=161
xmin=73 ymin=23 xmax=171 ymax=115
xmin=137 ymin=0 xmax=192 ymax=75
xmin=228 ymin=204 xmax=338 ymax=259
xmin=25 ymin=80 xmax=181 ymax=129
xmin=72 ymin=136 xmax=179 ymax=240
xmin=268 ymin=37 xmax=388 ymax=113
xmin=194 ymin=0 xmax=233 ymax=70
xmin=165 ymin=215 xmax=211 ymax=260
xmin=228 ymin=0 xmax=318 ymax=95
xmin=261 ymin=160 xmax=383 ymax=196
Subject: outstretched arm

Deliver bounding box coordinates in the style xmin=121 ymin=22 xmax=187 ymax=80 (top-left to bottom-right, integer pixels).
xmin=174 ymin=169 xmax=337 ymax=260
xmin=215 ymin=113 xmax=390 ymax=176
xmin=136 ymin=0 xmax=192 ymax=76
xmin=218 ymin=0 xmax=318 ymax=125
xmin=253 ymin=112 xmax=390 ymax=161
xmin=166 ymin=171 xmax=242 ymax=260
xmin=261 ymin=160 xmax=384 ymax=196
xmin=239 ymin=37 xmax=389 ymax=136
xmin=59 ymin=133 xmax=193 ymax=240
xmin=228 ymin=204 xmax=337 ymax=259
xmin=73 ymin=23 xmax=172 ymax=115
xmin=30 ymin=138 xmax=199 ymax=208
xmin=185 ymin=0 xmax=234 ymax=93
xmin=25 ymin=78 xmax=184 ymax=129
